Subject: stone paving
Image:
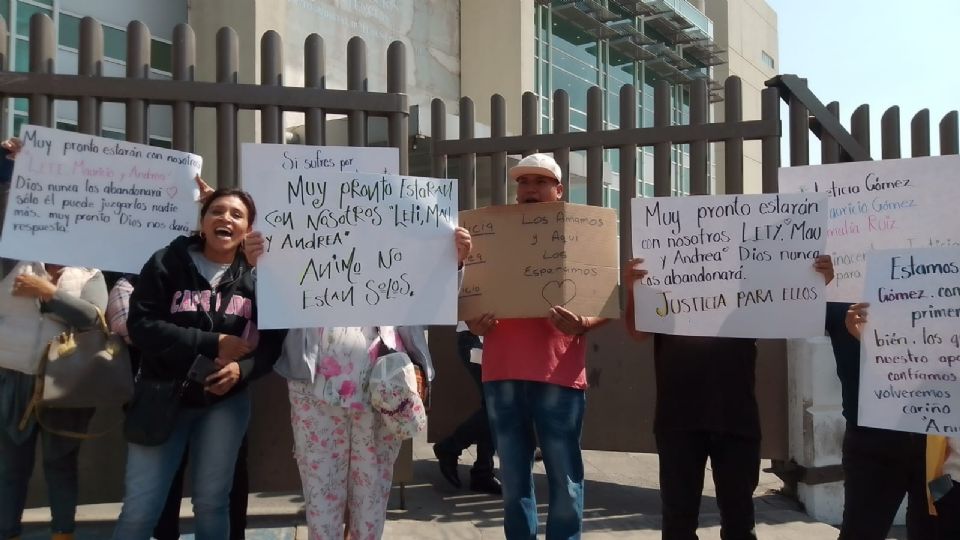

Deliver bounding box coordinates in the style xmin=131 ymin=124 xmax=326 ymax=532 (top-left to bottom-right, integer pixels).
xmin=21 ymin=433 xmax=908 ymax=539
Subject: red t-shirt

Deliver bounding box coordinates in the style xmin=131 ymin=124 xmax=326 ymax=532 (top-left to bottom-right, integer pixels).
xmin=481 ymin=318 xmax=587 ymax=390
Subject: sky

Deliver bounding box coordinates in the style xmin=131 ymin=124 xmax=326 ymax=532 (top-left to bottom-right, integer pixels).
xmin=765 ymin=0 xmax=959 ymax=164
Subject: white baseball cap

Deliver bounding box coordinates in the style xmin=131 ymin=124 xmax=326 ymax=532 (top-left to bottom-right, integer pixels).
xmin=509 ymin=153 xmax=561 ymax=183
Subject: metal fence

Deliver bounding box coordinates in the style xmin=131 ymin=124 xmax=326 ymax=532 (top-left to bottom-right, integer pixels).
xmin=772 ymin=74 xmax=959 ymax=166
xmin=0 ymin=13 xmax=411 ymax=183
xmin=430 ymin=77 xmax=782 ymax=274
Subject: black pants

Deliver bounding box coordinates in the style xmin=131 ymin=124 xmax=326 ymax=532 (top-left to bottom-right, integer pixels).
xmin=934 ymin=480 xmax=960 ymax=539
xmin=838 ymin=425 xmax=935 ymax=540
xmin=435 ymin=331 xmax=495 ymax=478
xmin=655 ymin=430 xmax=760 ymax=540
xmin=153 ymin=435 xmax=249 ymax=540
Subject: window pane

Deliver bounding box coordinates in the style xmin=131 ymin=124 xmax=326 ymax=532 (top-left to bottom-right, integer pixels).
xmin=13 ymin=113 xmax=27 ymax=137
xmin=0 ymin=2 xmax=9 ymax=28
xmin=149 ymin=137 xmax=172 ymax=149
xmin=59 ymin=13 xmax=80 ymax=49
xmin=15 ymin=37 xmax=29 ymax=71
xmin=16 ymin=2 xmax=51 ymax=37
xmin=32 ymin=0 xmax=52 ymax=5
xmin=56 ymin=121 xmax=77 ymax=132
xmin=151 ymin=40 xmax=172 ymax=72
xmin=551 ymin=15 xmax=597 ymax=67
xmin=102 ymin=128 xmax=124 ymax=140
xmin=551 ymin=47 xmax=598 ymax=85
xmin=552 ymin=65 xmax=591 ymax=112
xmin=103 ymin=25 xmax=125 ymax=61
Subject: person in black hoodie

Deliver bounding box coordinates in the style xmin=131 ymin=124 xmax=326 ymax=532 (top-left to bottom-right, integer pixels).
xmin=111 ymin=189 xmax=282 ymax=540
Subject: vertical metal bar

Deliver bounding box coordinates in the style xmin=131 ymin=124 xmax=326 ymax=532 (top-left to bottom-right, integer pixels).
xmin=0 ymin=18 xmax=6 ymax=138
xmin=618 ymin=83 xmax=637 ymax=306
xmin=821 ymin=102 xmax=840 ymax=164
xmin=553 ymin=89 xmax=570 ymax=200
xmin=459 ymin=97 xmax=476 ymax=210
xmin=850 ymin=105 xmax=871 ymax=160
xmin=77 ymin=17 xmax=103 ymax=136
xmin=304 ymin=35 xmax=326 ymax=146
xmin=216 ymin=27 xmax=239 ymax=187
xmin=387 ymin=41 xmax=408 ymax=175
xmin=125 ymin=21 xmax=150 ymax=143
xmin=910 ymin=109 xmax=930 ymax=158
xmin=940 ymin=111 xmax=959 ymax=156
xmin=723 ymin=76 xmax=743 ymax=194
xmin=880 ymin=106 xmax=900 ymax=159
xmin=172 ymin=23 xmax=195 ymax=152
xmin=0 ymin=16 xmax=6 ymax=70
xmin=28 ymin=13 xmax=55 ymax=128
xmin=653 ymin=80 xmax=671 ymax=197
xmin=522 ymin=91 xmax=537 ymax=155
xmin=586 ymin=86 xmax=603 ymax=206
xmin=490 ymin=94 xmax=507 ymax=206
xmin=760 ymin=86 xmax=781 ymax=194
xmin=788 ymin=87 xmax=809 ymax=167
xmin=347 ymin=37 xmax=367 ymax=146
xmin=430 ymin=99 xmax=446 ymax=178
xmin=260 ymin=30 xmax=283 ymax=144
xmin=688 ymin=79 xmax=708 ymax=195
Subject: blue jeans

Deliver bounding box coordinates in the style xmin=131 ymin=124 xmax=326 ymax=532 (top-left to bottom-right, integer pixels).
xmin=484 ymin=380 xmax=585 ymax=540
xmin=112 ymin=389 xmax=250 ymax=540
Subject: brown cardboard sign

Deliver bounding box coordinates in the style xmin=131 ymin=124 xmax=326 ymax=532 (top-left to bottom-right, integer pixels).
xmin=458 ymin=201 xmax=620 ymax=320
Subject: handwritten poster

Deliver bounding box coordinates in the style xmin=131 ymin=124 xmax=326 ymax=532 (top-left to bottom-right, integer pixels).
xmin=458 ymin=201 xmax=619 ymax=320
xmin=630 ymin=193 xmax=828 ymax=338
xmin=241 ymin=143 xmax=459 ymax=329
xmin=858 ymin=248 xmax=960 ymax=435
xmin=779 ymin=155 xmax=960 ymax=302
xmin=0 ymin=125 xmax=202 ymax=273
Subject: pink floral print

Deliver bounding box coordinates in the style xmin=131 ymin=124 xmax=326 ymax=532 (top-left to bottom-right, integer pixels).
xmin=289 ymin=382 xmax=403 ymax=540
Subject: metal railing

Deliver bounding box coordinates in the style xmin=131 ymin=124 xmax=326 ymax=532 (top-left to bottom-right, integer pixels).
xmin=0 ymin=14 xmax=411 ymax=184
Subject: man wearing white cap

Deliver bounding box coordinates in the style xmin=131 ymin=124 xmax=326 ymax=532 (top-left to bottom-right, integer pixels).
xmin=466 ymin=153 xmax=606 ymax=539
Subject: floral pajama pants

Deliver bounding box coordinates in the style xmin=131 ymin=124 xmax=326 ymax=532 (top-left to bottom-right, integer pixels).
xmin=288 ymin=382 xmax=402 ymax=540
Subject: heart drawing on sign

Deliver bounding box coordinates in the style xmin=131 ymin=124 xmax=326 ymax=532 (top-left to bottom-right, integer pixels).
xmin=542 ymin=279 xmax=576 ymax=308
xmin=166 ymin=186 xmax=178 ymax=199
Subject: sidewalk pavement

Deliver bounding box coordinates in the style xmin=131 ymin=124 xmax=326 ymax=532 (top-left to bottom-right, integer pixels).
xmin=21 ymin=433 xmax=906 ymax=539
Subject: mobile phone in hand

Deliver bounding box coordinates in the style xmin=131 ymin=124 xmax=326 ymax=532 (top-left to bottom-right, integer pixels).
xmin=187 ymin=354 xmax=219 ymax=384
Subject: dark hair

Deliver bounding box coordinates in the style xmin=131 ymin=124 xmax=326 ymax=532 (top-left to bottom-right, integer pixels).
xmin=199 ymin=188 xmax=257 ymax=225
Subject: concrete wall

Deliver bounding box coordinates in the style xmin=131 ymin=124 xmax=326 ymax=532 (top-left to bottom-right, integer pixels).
xmin=460 ymin=0 xmax=535 ymax=135
xmin=707 ymin=0 xmax=778 ymax=195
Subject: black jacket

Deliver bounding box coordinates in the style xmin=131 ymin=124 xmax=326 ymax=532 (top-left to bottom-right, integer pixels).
xmin=128 ymin=235 xmax=283 ymax=406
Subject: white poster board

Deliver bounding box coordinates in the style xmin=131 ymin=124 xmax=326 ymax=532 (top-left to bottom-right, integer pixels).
xmin=779 ymin=155 xmax=960 ymax=302
xmin=0 ymin=125 xmax=202 ymax=273
xmin=631 ymin=193 xmax=828 ymax=338
xmin=241 ymin=143 xmax=459 ymax=329
xmin=858 ymin=247 xmax=960 ymax=435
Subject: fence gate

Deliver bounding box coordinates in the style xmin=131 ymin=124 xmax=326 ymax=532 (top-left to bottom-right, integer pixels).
xmin=0 ymin=14 xmax=413 ymax=506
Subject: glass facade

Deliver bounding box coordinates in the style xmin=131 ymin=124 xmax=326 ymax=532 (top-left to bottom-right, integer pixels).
xmin=2 ymin=0 xmax=173 ymax=144
xmin=535 ymin=1 xmax=719 ymax=207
